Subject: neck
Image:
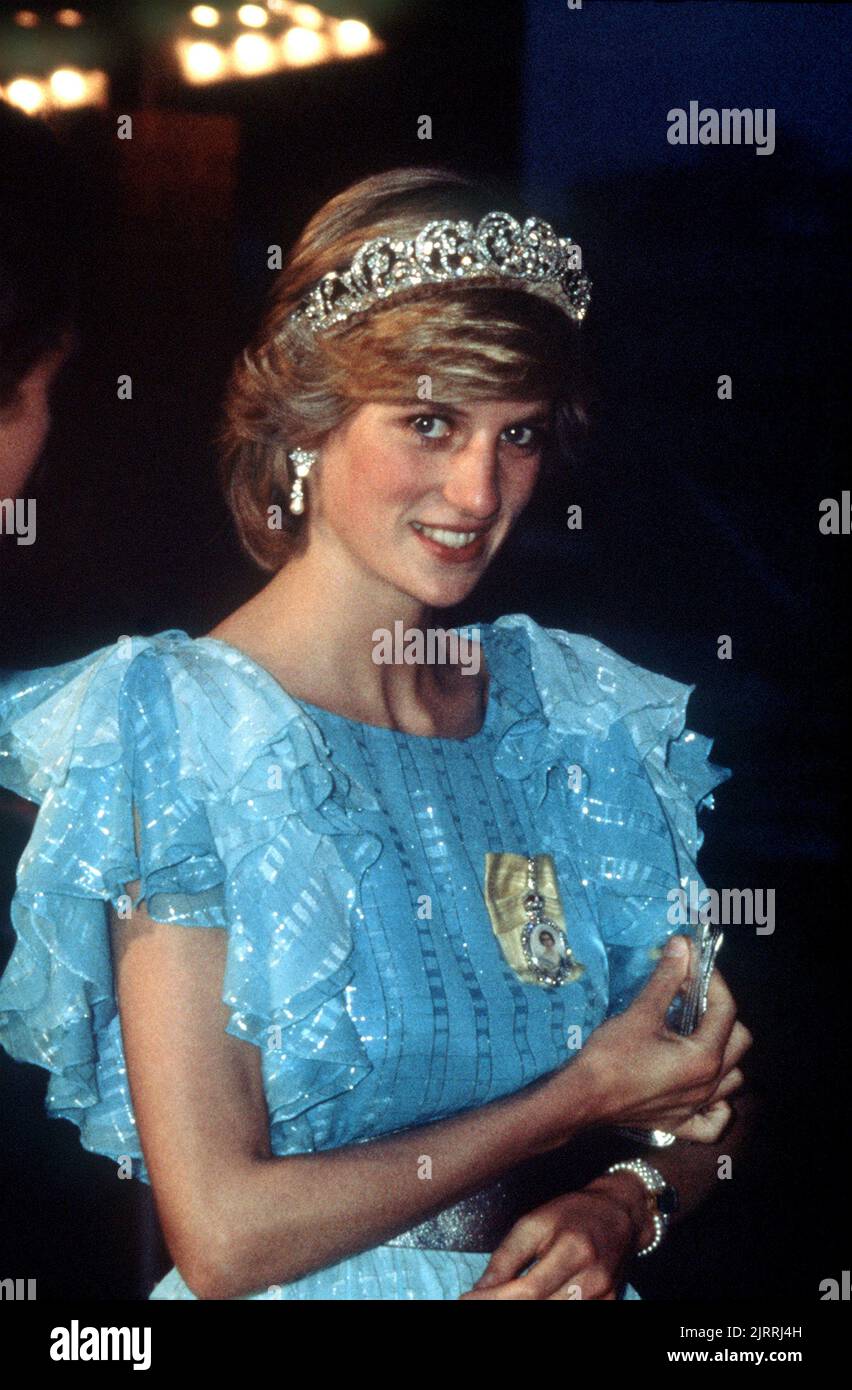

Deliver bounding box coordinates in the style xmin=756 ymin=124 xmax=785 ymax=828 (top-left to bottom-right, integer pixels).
xmin=235 ymin=533 xmax=469 ymax=726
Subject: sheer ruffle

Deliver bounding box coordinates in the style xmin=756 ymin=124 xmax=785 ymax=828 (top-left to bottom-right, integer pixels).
xmin=0 ymin=632 xmax=381 ymax=1179
xmin=484 ymin=615 xmax=731 ymax=1013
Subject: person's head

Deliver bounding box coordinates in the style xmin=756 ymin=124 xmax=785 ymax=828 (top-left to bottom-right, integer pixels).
xmin=219 ymin=166 xmax=591 ymax=609
xmin=0 ymin=104 xmax=80 ymax=497
xmin=538 ymin=930 xmax=556 ymax=950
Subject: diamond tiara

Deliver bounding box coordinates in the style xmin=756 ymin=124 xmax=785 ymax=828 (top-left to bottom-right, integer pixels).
xmin=283 ymin=210 xmax=592 ymax=337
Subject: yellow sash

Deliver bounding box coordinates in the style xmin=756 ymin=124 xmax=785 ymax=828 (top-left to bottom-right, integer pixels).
xmin=483 ymin=852 xmax=584 ymax=986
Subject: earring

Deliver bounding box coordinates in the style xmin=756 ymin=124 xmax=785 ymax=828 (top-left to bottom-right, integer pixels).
xmin=287 ymin=447 xmax=317 ymax=515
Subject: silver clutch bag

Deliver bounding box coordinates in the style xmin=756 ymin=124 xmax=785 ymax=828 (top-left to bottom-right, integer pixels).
xmin=615 ymin=922 xmax=725 ymax=1147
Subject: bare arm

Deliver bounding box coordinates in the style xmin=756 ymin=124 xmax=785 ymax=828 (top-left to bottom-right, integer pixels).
xmin=111 ymin=823 xmax=746 ymax=1304
xmin=109 ymin=885 xmax=597 ymax=1302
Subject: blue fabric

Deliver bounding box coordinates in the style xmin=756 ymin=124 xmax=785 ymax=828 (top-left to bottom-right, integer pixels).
xmin=0 ymin=615 xmax=730 ymax=1300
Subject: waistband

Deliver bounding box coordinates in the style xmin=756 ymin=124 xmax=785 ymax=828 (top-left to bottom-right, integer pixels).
xmin=385 ymin=1174 xmax=516 ymax=1254
xmin=384 ymin=1146 xmax=584 ymax=1255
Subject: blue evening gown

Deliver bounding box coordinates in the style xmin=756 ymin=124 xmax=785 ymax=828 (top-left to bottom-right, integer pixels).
xmin=0 ymin=614 xmax=729 ymax=1300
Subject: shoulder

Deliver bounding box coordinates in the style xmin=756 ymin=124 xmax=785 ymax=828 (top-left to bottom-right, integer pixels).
xmin=484 ymin=612 xmax=693 ymax=743
xmin=485 ymin=610 xmax=730 ymax=800
xmin=0 ymin=630 xmax=283 ymax=805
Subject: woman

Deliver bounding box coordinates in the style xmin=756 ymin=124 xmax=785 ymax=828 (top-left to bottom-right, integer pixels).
xmin=0 ymin=166 xmax=752 ymax=1301
xmin=0 ymin=102 xmax=79 ymax=503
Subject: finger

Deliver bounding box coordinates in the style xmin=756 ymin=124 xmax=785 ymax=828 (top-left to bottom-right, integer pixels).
xmin=545 ymin=1263 xmax=620 ymax=1300
xmin=500 ymin=1229 xmax=604 ymax=1300
xmin=634 ymin=934 xmax=692 ymax=1025
xmin=710 ymin=1066 xmax=745 ymax=1101
xmin=548 ymin=1284 xmax=617 ymax=1300
xmin=470 ymin=1222 xmax=545 ymax=1289
xmin=690 ymin=969 xmax=737 ymax=1053
xmin=719 ymin=1020 xmax=754 ymax=1074
xmin=547 ymin=1281 xmax=585 ymax=1301
xmin=500 ymin=1250 xmax=583 ymax=1300
xmin=459 ymin=1276 xmax=541 ymax=1300
xmin=673 ymin=1099 xmax=732 ymax=1143
xmin=706 ymin=965 xmax=737 ymax=1012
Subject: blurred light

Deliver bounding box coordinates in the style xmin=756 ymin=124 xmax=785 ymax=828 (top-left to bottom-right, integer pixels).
xmin=13 ymin=10 xmax=40 ymax=26
xmin=281 ymin=25 xmax=326 ymax=65
xmin=49 ymin=67 xmax=87 ymax=105
xmin=80 ymin=69 xmax=108 ymax=107
xmin=335 ymin=19 xmax=372 ymax=55
xmin=173 ymin=4 xmax=380 ymax=86
xmin=55 ymin=7 xmax=85 ymax=24
xmin=233 ymin=32 xmax=275 ymax=74
xmin=6 ymin=78 xmax=46 ymax=113
xmin=291 ymin=4 xmax=323 ymax=28
xmin=189 ymin=4 xmax=220 ymax=26
xmin=181 ymin=40 xmax=226 ymax=81
xmin=3 ymin=68 xmax=107 ymax=112
xmin=237 ymin=4 xmax=268 ymax=26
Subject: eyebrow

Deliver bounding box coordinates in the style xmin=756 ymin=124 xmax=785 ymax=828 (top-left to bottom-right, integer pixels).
xmin=395 ymin=401 xmax=554 ymax=424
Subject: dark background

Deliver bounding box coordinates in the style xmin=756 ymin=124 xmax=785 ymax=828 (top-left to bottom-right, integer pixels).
xmin=0 ymin=0 xmax=848 ymax=1301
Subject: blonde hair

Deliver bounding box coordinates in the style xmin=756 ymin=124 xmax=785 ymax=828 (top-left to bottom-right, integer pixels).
xmin=218 ymin=166 xmax=592 ymax=573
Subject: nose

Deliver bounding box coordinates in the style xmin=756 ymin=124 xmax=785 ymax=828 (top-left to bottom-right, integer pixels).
xmin=440 ymin=434 xmax=501 ymax=520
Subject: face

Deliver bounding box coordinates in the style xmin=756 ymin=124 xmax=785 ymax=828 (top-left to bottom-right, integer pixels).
xmin=0 ymin=336 xmax=71 ymax=498
xmin=305 ymin=397 xmax=554 ymax=609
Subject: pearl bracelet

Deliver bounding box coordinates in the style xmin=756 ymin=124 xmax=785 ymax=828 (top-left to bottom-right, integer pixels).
xmin=605 ymin=1159 xmax=671 ymax=1257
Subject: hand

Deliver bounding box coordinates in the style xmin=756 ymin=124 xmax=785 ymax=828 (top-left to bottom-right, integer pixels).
xmin=539 ymin=936 xmax=752 ymax=1149
xmin=458 ymin=1174 xmax=651 ymax=1301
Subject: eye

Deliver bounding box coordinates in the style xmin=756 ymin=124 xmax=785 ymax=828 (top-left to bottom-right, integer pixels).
xmin=501 ymin=423 xmax=550 ymax=451
xmin=403 ymin=414 xmax=551 ymax=452
xmin=408 ymin=414 xmax=452 ymax=442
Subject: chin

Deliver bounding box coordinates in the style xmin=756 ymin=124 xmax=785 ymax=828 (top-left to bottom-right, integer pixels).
xmin=409 ymin=575 xmax=483 ymax=609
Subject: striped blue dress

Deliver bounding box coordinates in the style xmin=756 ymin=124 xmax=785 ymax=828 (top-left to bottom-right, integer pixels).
xmin=0 ymin=614 xmax=729 ymax=1299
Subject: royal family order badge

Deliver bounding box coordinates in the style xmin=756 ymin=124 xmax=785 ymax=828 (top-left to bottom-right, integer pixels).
xmin=483 ymin=852 xmax=584 ymax=987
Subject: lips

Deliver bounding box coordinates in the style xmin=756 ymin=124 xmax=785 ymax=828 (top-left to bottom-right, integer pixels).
xmin=410 ymin=521 xmax=491 ymax=564
xmin=412 ymin=522 xmax=484 ymax=547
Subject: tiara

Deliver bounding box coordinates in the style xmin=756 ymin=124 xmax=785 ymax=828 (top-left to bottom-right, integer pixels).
xmin=284 ymin=211 xmax=591 ymax=336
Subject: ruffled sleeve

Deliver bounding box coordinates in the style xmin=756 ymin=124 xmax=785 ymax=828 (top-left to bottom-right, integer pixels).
xmin=489 ymin=615 xmax=731 ymax=1017
xmin=0 ymin=631 xmax=381 ymax=1181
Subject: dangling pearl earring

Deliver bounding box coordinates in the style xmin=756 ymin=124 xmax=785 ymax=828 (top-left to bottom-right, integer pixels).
xmin=287 ymin=447 xmax=317 ymax=515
